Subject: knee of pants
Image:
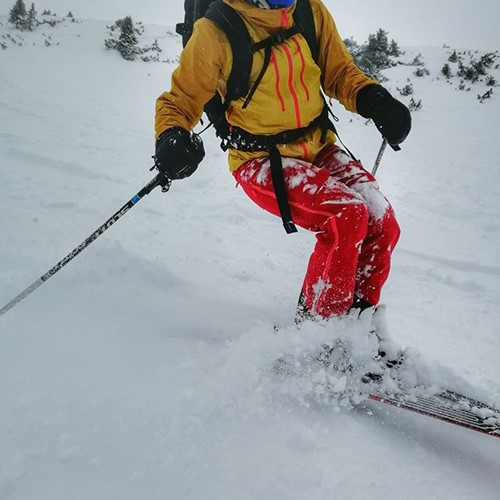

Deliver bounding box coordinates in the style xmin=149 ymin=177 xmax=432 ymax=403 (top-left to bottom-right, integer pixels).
xmin=314 ymin=202 xmax=368 ymax=250
xmin=328 ymin=202 xmax=370 ymax=243
xmin=378 ymin=207 xmax=401 ymax=249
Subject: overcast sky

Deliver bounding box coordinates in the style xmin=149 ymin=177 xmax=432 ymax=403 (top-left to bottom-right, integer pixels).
xmin=1 ymin=0 xmax=499 ymax=49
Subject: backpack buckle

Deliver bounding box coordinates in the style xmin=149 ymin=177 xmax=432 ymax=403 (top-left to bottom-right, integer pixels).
xmin=271 ymin=30 xmax=286 ymax=45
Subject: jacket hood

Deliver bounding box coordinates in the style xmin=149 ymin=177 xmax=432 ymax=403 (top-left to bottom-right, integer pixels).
xmin=223 ymin=0 xmax=296 ymax=30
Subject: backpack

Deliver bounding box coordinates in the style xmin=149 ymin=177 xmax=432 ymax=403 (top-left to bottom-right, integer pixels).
xmin=176 ymin=0 xmax=335 ymax=234
xmin=176 ymin=0 xmax=320 ymax=143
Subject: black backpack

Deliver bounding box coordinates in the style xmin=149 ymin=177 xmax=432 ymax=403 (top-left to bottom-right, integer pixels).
xmin=176 ymin=0 xmax=320 ymax=143
xmin=176 ymin=0 xmax=339 ymax=234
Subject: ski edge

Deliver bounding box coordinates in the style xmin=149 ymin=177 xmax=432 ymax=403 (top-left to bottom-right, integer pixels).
xmin=367 ymin=392 xmax=500 ymax=439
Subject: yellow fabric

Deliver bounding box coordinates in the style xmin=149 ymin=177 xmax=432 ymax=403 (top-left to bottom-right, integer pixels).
xmin=155 ymin=0 xmax=377 ymax=172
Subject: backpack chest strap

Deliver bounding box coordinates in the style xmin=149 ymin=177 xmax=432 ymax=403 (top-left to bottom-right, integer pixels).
xmin=251 ymin=25 xmax=303 ymax=53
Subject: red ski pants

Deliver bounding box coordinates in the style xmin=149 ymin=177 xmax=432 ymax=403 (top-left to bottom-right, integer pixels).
xmin=233 ymin=144 xmax=400 ymax=318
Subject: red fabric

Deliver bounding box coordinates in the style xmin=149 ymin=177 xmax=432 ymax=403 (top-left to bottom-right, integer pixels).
xmin=233 ymin=144 xmax=400 ymax=318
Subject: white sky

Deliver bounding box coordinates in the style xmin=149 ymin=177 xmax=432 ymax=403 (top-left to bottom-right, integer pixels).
xmin=1 ymin=0 xmax=499 ymax=49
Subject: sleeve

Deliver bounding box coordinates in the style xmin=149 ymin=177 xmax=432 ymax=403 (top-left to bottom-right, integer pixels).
xmin=155 ymin=18 xmax=231 ymax=139
xmin=312 ymin=0 xmax=378 ymax=113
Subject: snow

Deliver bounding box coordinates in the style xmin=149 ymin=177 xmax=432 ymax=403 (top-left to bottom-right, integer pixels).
xmin=1 ymin=14 xmax=500 ymax=500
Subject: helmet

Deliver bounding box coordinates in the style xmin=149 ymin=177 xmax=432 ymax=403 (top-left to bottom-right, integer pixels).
xmin=252 ymin=0 xmax=295 ymax=9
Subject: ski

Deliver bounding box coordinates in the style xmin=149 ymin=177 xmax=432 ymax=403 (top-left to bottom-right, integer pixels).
xmin=271 ymin=342 xmax=500 ymax=439
xmin=365 ymin=387 xmax=500 ymax=438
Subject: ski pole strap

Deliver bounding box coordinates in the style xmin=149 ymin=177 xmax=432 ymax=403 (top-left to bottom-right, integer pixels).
xmin=269 ymin=144 xmax=297 ymax=234
xmin=323 ymin=102 xmax=360 ymax=162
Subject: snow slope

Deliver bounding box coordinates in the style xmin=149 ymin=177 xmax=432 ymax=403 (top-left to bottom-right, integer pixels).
xmin=1 ymin=15 xmax=499 ymax=500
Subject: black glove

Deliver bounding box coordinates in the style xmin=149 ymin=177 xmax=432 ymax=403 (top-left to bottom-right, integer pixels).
xmin=155 ymin=127 xmax=205 ymax=180
xmin=356 ymin=84 xmax=411 ymax=146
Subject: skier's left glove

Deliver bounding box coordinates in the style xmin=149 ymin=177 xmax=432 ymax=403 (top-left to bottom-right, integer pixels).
xmin=356 ymin=84 xmax=412 ymax=146
xmin=155 ymin=127 xmax=205 ymax=180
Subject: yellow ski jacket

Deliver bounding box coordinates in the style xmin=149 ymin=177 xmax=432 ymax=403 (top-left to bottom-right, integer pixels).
xmin=155 ymin=0 xmax=377 ymax=171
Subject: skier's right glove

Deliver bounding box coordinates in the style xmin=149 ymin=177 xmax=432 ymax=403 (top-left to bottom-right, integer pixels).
xmin=356 ymin=84 xmax=412 ymax=146
xmin=155 ymin=127 xmax=205 ymax=180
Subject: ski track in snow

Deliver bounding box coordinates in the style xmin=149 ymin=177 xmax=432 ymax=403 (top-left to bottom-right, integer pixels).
xmin=1 ymin=16 xmax=500 ymax=500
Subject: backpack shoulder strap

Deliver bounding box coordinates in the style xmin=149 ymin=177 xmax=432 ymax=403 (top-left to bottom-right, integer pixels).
xmin=205 ymin=0 xmax=253 ymax=102
xmin=293 ymin=0 xmax=318 ymax=63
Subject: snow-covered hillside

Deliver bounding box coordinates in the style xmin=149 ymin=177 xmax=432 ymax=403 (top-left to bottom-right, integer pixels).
xmin=1 ymin=15 xmax=499 ymax=500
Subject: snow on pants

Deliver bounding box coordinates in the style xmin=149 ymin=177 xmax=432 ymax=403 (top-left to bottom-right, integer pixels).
xmin=233 ymin=144 xmax=401 ymax=318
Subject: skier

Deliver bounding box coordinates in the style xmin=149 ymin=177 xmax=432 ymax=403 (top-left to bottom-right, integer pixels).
xmin=154 ymin=0 xmax=411 ymax=327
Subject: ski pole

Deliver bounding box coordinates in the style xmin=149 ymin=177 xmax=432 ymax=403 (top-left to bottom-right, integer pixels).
xmin=372 ymin=138 xmax=401 ymax=176
xmin=0 ymin=172 xmax=171 ymax=318
xmin=372 ymin=138 xmax=388 ymax=176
